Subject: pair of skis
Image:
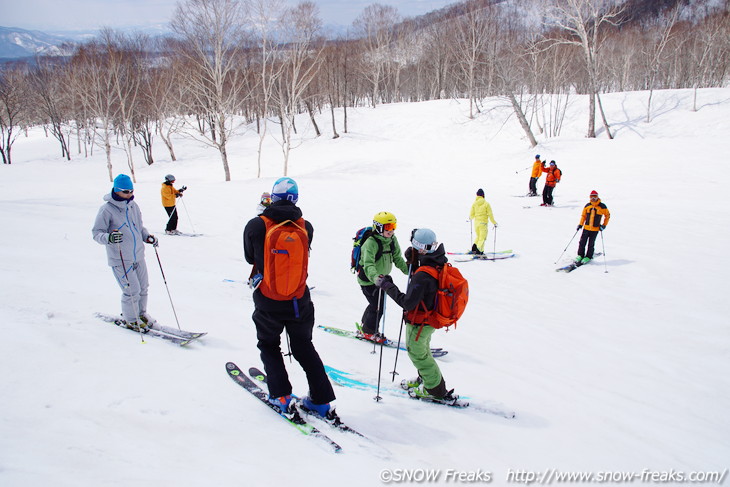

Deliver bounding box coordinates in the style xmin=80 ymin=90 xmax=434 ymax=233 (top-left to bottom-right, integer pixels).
xmin=95 ymin=312 xmax=206 ymax=346
xmin=226 ymin=362 xmax=515 ymax=454
xmin=317 ymin=325 xmax=448 ymax=358
xmin=324 ymin=365 xmax=515 ymax=419
xmin=555 ymin=253 xmax=603 ymax=273
xmin=225 ymin=363 xmax=371 ymax=453
xmin=448 ymin=250 xmax=515 ymax=262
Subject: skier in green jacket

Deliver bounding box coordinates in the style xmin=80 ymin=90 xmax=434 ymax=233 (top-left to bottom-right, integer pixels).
xmin=355 ymin=211 xmax=408 ymax=343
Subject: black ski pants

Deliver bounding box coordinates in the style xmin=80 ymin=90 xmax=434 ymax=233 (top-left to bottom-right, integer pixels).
xmin=529 ymin=177 xmax=538 ymax=195
xmin=252 ymin=302 xmax=335 ymax=404
xmin=578 ymin=229 xmax=599 ymax=259
xmin=542 ymin=185 xmax=555 ymax=205
xmin=360 ymin=284 xmax=385 ymax=335
xmin=164 ymin=206 xmax=178 ymax=231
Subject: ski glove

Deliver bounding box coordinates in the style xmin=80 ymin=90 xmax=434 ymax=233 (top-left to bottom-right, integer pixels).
xmin=145 ymin=235 xmax=159 ymax=247
xmin=576 ymin=225 xmax=582 ymax=231
xmin=374 ymin=274 xmax=394 ymax=291
xmin=600 ymin=225 xmax=606 ymax=231
xmin=404 ymin=246 xmax=419 ymax=265
xmin=108 ymin=230 xmax=123 ymax=244
xmin=248 ymin=273 xmax=263 ymax=290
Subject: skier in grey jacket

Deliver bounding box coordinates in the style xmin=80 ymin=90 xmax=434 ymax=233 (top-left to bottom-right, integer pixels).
xmin=92 ymin=174 xmax=159 ymax=329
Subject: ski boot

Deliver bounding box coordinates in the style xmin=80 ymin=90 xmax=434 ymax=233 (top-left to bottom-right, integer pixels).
xmin=400 ymin=376 xmax=423 ymax=391
xmin=300 ymin=396 xmax=341 ymax=425
xmin=138 ymin=312 xmax=158 ymax=330
xmin=268 ymin=394 xmax=301 ymax=421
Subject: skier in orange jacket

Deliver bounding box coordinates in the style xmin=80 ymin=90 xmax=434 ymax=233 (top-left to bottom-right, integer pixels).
xmin=541 ymin=161 xmax=561 ymax=206
xmin=161 ymin=174 xmax=186 ymax=235
xmin=528 ymin=154 xmax=543 ymax=196
xmin=575 ymin=190 xmax=611 ymax=264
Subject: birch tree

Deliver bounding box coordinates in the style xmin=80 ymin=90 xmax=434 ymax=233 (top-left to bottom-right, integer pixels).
xmin=0 ymin=66 xmax=29 ymax=165
xmin=353 ymin=3 xmax=401 ymax=107
xmin=273 ymin=1 xmax=324 ymax=175
xmin=247 ymin=0 xmax=285 ymax=178
xmin=544 ymin=0 xmax=624 ymax=138
xmin=643 ymin=5 xmax=680 ymax=122
xmin=449 ymin=3 xmax=492 ymax=119
xmin=170 ymin=0 xmax=250 ymax=181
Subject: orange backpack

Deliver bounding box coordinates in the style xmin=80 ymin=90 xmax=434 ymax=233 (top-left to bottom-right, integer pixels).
xmin=406 ymin=263 xmax=469 ymax=329
xmin=259 ymin=216 xmax=309 ymax=301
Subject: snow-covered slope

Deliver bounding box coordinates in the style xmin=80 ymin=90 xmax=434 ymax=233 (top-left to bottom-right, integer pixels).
xmin=0 ymin=88 xmax=728 ymax=486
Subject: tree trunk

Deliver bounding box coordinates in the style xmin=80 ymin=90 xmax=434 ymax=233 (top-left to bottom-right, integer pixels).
xmin=587 ymin=91 xmax=596 ymax=138
xmin=219 ymin=133 xmax=231 ymax=182
xmin=507 ymin=91 xmax=538 ymax=148
xmin=306 ymin=101 xmax=321 ymax=137
xmin=160 ymin=132 xmax=177 ymax=161
xmin=329 ymin=95 xmax=339 ymax=139
xmin=596 ymin=93 xmax=613 ymax=140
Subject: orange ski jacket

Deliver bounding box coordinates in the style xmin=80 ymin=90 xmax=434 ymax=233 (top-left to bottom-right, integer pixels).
xmin=579 ymin=198 xmax=611 ymax=231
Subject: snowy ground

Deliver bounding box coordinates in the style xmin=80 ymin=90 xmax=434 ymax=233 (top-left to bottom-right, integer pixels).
xmin=1 ymin=88 xmax=729 ymax=486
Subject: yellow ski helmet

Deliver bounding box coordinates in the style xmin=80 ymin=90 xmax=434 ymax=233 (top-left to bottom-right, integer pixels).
xmin=373 ymin=211 xmax=397 ymax=234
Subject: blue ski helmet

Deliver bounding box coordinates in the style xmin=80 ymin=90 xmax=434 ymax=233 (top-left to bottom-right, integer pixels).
xmin=271 ymin=177 xmax=299 ymax=204
xmin=411 ymin=228 xmax=438 ymax=254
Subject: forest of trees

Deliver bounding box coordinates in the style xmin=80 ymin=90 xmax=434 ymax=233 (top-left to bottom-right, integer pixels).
xmin=1 ymin=0 xmax=728 ymax=180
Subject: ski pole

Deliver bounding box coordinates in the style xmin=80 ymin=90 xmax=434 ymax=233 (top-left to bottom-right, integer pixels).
xmin=391 ymin=263 xmax=414 ymax=382
xmin=374 ymin=288 xmax=387 ymax=402
xmin=153 ymin=246 xmax=182 ymax=330
xmin=179 ymin=196 xmax=197 ymax=234
xmin=284 ymin=330 xmax=293 ymax=363
xmin=492 ymin=224 xmax=498 ymax=262
xmin=554 ymin=228 xmax=580 ymax=264
xmin=117 ymin=241 xmax=145 ymax=343
xmin=468 ymin=220 xmax=472 ymax=250
xmin=600 ymin=229 xmax=608 ymax=274
xmin=515 ymin=165 xmax=531 ymax=174
xmin=165 ymin=206 xmax=178 ymax=226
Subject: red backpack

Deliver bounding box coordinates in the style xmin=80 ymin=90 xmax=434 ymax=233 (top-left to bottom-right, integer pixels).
xmin=406 ymin=263 xmax=469 ymax=329
xmin=259 ymin=216 xmax=309 ymax=301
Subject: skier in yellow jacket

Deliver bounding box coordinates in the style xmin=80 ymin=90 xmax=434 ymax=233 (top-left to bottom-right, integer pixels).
xmin=469 ymin=189 xmax=497 ymax=255
xmin=161 ymin=174 xmax=186 ymax=235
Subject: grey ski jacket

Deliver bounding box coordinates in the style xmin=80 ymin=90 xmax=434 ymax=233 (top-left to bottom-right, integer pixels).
xmin=92 ymin=193 xmax=151 ymax=267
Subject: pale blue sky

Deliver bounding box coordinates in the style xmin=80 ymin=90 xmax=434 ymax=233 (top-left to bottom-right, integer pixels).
xmin=3 ymin=0 xmax=458 ymax=32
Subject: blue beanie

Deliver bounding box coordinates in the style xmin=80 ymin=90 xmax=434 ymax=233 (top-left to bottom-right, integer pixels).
xmin=476 ymin=188 xmax=484 ymax=197
xmin=113 ymin=174 xmax=134 ymax=191
xmin=271 ymin=177 xmax=299 ymax=204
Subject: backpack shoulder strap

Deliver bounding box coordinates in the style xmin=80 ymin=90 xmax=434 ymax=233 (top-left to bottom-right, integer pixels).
xmin=373 ymin=236 xmax=385 ymax=261
xmin=416 ymin=266 xmax=438 ymax=279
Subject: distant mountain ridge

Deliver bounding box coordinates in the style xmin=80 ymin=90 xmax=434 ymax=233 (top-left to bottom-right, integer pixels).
xmin=0 ymin=26 xmax=75 ymax=59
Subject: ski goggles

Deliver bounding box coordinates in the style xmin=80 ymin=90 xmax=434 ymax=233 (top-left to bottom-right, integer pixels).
xmin=411 ymin=239 xmax=439 ymax=253
xmin=374 ymin=221 xmax=397 ymax=233
xmin=261 ymin=196 xmax=272 ymax=205
xmin=115 ymin=188 xmax=134 ymax=194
